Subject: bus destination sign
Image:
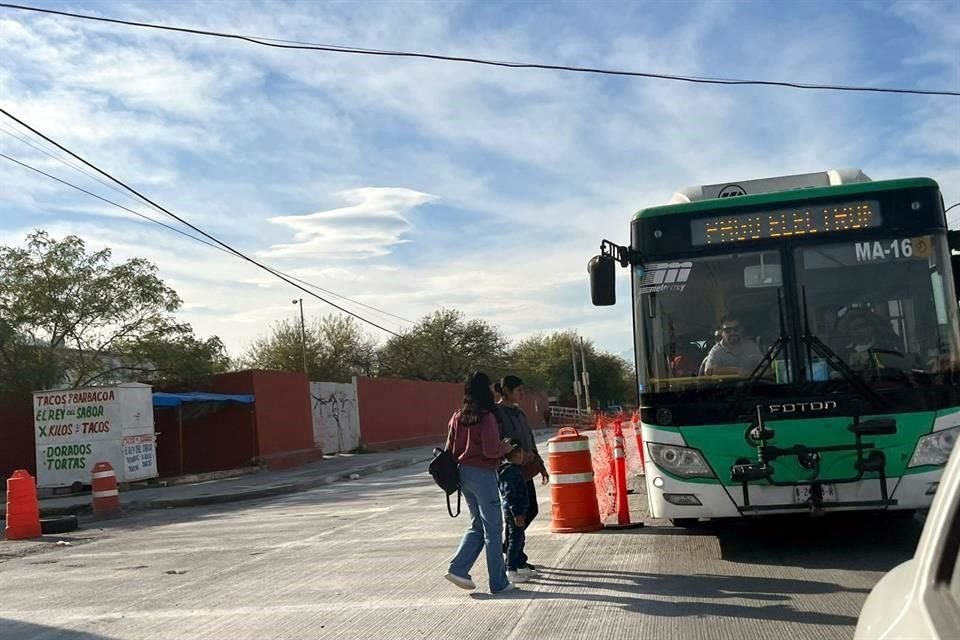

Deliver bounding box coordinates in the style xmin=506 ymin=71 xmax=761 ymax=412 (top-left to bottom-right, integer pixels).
xmin=690 ymin=200 xmax=883 ymax=246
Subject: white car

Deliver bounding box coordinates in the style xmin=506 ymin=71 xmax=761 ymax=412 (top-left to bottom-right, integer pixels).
xmin=854 ymin=443 xmax=960 ymax=639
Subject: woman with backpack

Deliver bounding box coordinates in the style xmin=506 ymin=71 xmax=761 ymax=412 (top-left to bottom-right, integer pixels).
xmin=444 ymin=371 xmax=516 ymax=594
xmin=494 ymin=375 xmax=548 ymax=576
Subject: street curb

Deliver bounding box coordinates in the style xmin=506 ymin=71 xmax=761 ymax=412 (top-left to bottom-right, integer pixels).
xmin=144 ymin=455 xmax=432 ymax=509
xmin=0 ymin=503 xmax=93 ymax=519
xmin=147 ymin=482 xmax=301 ymax=509
xmin=1 ymin=455 xmax=433 ymax=520
xmin=1 ymin=455 xmax=432 ymax=520
xmin=4 ymin=434 xmax=549 ymax=519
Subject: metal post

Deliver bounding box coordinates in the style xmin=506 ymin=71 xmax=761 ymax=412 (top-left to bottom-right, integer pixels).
xmin=570 ymin=334 xmax=582 ymax=415
xmin=293 ymin=298 xmax=308 ymax=375
xmin=178 ymin=404 xmax=184 ymax=477
xmin=580 ymin=336 xmax=591 ymax=413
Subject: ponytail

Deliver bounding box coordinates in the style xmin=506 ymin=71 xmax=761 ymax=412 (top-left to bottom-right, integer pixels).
xmin=498 ymin=375 xmax=524 ymax=394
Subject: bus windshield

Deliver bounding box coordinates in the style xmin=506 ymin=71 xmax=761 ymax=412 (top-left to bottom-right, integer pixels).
xmin=636 ymin=235 xmax=960 ymax=394
xmin=797 ymin=234 xmax=960 ymax=382
xmin=636 ymin=250 xmax=788 ymax=393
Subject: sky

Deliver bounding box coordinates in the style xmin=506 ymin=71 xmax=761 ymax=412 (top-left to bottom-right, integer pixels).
xmin=0 ymin=0 xmax=958 ymax=361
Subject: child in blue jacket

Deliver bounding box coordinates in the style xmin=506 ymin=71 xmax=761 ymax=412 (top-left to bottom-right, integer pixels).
xmin=498 ymin=439 xmax=530 ymax=583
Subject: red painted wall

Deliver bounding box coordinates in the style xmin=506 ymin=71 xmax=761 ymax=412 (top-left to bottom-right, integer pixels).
xmin=355 ymin=377 xmax=548 ymax=451
xmin=153 ymin=370 xmax=314 ymax=477
xmin=355 ymin=377 xmax=459 ymax=450
xmin=518 ymin=392 xmax=549 ymax=428
xmin=0 ymin=396 xmax=37 ymax=479
xmin=250 ymin=370 xmax=313 ymax=457
xmin=2 ymin=372 xmax=545 ymax=479
xmin=211 ymin=370 xmax=313 ymax=456
xmin=155 ymin=403 xmax=257 ymax=476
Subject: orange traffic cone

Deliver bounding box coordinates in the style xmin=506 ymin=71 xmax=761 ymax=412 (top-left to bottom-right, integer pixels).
xmin=5 ymin=470 xmax=42 ymax=540
xmin=631 ymin=412 xmax=645 ymax=470
xmin=605 ymin=422 xmax=644 ymax=530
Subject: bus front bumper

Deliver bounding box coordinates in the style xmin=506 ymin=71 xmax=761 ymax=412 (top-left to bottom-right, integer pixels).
xmin=644 ymin=464 xmax=939 ymax=519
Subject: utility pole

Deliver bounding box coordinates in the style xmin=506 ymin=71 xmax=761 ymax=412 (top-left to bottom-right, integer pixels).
xmin=292 ymin=298 xmax=308 ymax=376
xmin=580 ymin=336 xmax=592 ymax=413
xmin=570 ymin=333 xmax=582 ymax=415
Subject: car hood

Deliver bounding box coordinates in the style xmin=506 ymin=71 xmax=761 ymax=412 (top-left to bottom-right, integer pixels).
xmin=854 ymin=558 xmax=920 ymax=640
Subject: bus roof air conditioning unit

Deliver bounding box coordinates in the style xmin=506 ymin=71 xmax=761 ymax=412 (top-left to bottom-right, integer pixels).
xmin=669 ymin=168 xmax=872 ymax=204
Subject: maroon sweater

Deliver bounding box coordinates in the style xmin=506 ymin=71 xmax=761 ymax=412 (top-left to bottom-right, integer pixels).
xmin=446 ymin=409 xmax=511 ymax=471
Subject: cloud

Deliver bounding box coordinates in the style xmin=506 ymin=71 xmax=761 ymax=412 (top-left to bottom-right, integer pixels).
xmin=262 ymin=187 xmax=436 ymax=258
xmin=1 ymin=0 xmax=958 ymax=361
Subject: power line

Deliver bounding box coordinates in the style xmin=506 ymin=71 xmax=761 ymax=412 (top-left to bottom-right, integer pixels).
xmin=2 ymin=3 xmax=958 ymax=97
xmin=0 ymin=150 xmax=213 ymax=241
xmin=0 ymin=105 xmax=403 ymax=337
xmin=0 ymin=149 xmax=547 ymax=379
xmin=0 ymin=124 xmax=417 ymax=327
xmin=0 ymin=121 xmax=147 ymax=209
xmin=0 ymin=149 xmax=416 ymax=332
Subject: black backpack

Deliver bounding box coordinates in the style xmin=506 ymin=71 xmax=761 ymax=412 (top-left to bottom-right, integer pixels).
xmin=429 ymin=429 xmax=461 ymax=518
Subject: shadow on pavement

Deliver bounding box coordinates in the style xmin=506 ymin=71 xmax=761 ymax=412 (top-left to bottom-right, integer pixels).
xmin=483 ymin=569 xmax=859 ymax=626
xmin=538 ymin=567 xmax=868 ymax=598
xmin=0 ymin=619 xmax=115 ymax=640
xmin=551 ymin=594 xmax=855 ymax=626
xmin=704 ymin=512 xmax=923 ymax=571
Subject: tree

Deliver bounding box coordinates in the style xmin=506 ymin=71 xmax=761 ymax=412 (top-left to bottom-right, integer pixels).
xmin=585 ymin=351 xmax=635 ymax=408
xmin=378 ymin=309 xmax=509 ymax=382
xmin=244 ymin=314 xmax=376 ymax=383
xmin=510 ymin=332 xmax=579 ymax=400
xmin=0 ymin=230 xmax=228 ymax=394
xmin=510 ymin=331 xmax=634 ymax=407
xmin=316 ymin=314 xmax=377 ymax=381
xmin=125 ymin=326 xmax=232 ymax=387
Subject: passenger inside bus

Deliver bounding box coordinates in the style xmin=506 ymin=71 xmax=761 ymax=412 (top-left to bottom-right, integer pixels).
xmin=699 ymin=315 xmax=765 ymax=376
xmin=669 ymin=341 xmax=703 ymax=377
xmin=836 ymin=306 xmax=906 ymax=372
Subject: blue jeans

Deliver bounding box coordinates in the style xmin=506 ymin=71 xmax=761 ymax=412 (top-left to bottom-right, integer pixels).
xmin=448 ymin=464 xmax=509 ymax=593
xmin=504 ymin=512 xmax=526 ymax=571
xmin=502 ymin=480 xmax=538 ymax=567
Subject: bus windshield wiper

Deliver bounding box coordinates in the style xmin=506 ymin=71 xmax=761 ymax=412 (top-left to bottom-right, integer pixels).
xmin=725 ymin=290 xmax=789 ymax=419
xmin=800 ymin=287 xmax=887 ymax=409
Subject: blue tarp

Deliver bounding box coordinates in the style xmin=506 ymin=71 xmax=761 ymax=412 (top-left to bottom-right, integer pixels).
xmin=152 ymin=392 xmax=255 ymax=408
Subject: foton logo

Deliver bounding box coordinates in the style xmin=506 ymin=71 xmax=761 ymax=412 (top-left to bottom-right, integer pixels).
xmin=768 ymin=401 xmax=838 ymax=414
xmin=638 ymin=262 xmax=693 ymax=294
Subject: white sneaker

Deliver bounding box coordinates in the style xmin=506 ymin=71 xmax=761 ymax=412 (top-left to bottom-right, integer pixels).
xmin=445 ymin=573 xmax=476 ymax=590
xmin=506 ymin=571 xmax=529 ymax=583
xmin=518 ymin=566 xmax=539 ymax=578
xmin=492 ymin=582 xmax=517 ymax=595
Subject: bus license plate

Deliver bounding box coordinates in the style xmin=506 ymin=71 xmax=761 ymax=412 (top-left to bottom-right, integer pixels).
xmin=793 ymin=485 xmax=837 ymax=504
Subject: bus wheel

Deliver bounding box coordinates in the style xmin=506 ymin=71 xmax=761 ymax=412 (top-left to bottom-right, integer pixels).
xmin=670 ymin=518 xmax=700 ymax=528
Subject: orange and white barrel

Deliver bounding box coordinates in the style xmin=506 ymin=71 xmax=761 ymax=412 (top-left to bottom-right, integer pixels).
xmin=92 ymin=461 xmax=120 ymax=516
xmin=548 ymin=427 xmax=602 ymax=533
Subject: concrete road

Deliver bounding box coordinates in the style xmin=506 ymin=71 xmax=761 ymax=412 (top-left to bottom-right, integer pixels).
xmin=0 ymin=463 xmax=922 ymax=640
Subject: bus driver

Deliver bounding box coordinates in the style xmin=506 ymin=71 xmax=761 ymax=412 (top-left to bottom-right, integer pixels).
xmin=700 ymin=315 xmax=764 ymax=376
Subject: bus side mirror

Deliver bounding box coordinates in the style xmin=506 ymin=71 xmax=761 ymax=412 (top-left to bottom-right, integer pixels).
xmin=588 ymin=255 xmax=616 ymax=306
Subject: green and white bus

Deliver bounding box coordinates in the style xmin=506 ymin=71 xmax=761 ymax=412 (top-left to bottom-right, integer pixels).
xmin=589 ymin=169 xmax=960 ymax=526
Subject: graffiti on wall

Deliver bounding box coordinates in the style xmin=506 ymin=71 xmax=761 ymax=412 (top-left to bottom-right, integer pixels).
xmin=309 ymin=382 xmax=360 ymax=454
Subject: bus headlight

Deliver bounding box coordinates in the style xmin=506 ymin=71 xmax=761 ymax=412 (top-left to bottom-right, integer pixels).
xmin=909 ymin=426 xmax=960 ymax=468
xmin=647 ymin=443 xmax=714 ymax=478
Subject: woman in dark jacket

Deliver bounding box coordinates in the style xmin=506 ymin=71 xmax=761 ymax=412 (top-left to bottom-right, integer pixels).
xmin=445 ymin=372 xmax=515 ymax=594
xmin=494 ymin=375 xmax=548 ymax=576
